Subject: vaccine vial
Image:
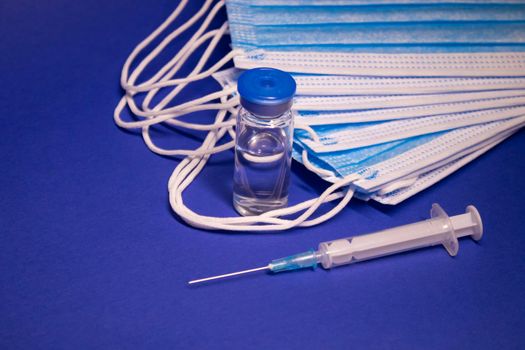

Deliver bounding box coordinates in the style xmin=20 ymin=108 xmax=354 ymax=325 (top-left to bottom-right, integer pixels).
xmin=233 ymin=68 xmax=296 ymax=216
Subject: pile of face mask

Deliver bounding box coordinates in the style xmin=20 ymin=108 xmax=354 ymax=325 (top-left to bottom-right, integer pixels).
xmin=115 ymin=0 xmax=525 ymax=231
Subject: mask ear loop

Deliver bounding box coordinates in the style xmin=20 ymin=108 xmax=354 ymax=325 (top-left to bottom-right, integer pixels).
xmin=293 ymin=121 xmax=321 ymax=143
xmin=165 ymin=97 xmax=361 ymax=231
xmin=122 ymin=0 xmax=215 ymax=89
xmin=300 ymin=150 xmax=338 ymax=179
xmin=141 ymin=24 xmax=229 ymax=113
xmin=291 ymin=124 xmax=338 ymax=177
xmin=120 ymin=3 xmax=240 ymax=152
xmin=124 ymin=19 xmax=241 ymax=156
xmin=116 ymin=0 xmax=243 ymax=130
xmin=137 ymin=22 xmax=239 ymax=127
xmin=170 ymin=156 xmax=358 ymax=231
xmin=142 ymin=126 xmax=235 ymax=157
xmin=132 ymin=86 xmax=358 ymax=229
xmin=376 ymin=176 xmax=419 ymax=195
xmin=114 ymin=93 xmax=239 ymax=128
xmin=116 ymin=1 xmax=360 ymax=231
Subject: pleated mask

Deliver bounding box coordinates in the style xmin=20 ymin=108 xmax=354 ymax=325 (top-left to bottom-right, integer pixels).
xmin=114 ymin=0 xmax=525 ymax=231
xmin=293 ymin=116 xmax=525 ymax=196
xmin=368 ymin=126 xmax=518 ymax=204
xmin=211 ymin=67 xmax=525 ymax=144
xmin=226 ymin=0 xmax=525 ymax=76
xmin=212 ymin=66 xmax=525 ymax=207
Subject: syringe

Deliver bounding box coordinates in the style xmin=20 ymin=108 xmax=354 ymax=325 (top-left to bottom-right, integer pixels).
xmin=188 ymin=204 xmax=482 ymax=285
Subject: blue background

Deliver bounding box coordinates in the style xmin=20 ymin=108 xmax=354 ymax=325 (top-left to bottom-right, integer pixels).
xmin=1 ymin=1 xmax=524 ymax=349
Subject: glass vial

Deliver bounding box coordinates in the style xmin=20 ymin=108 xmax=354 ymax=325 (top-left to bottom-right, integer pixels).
xmin=233 ymin=68 xmax=296 ymax=216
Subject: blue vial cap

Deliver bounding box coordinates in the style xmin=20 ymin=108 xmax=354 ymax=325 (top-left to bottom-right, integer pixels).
xmin=237 ymin=67 xmax=296 ymax=118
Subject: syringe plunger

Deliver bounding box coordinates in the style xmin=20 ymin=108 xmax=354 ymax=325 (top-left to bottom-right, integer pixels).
xmin=315 ymin=204 xmax=482 ymax=270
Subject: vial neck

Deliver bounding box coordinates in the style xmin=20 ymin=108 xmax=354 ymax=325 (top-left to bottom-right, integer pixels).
xmin=240 ymin=107 xmax=293 ymax=128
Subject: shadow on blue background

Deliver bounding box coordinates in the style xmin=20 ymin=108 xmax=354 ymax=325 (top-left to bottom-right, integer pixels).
xmin=0 ymin=0 xmax=524 ymax=349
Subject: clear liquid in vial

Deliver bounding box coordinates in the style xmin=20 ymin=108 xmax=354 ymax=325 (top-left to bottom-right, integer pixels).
xmin=233 ymin=123 xmax=291 ymax=216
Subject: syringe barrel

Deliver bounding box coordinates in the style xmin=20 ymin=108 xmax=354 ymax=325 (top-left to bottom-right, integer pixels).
xmin=318 ymin=219 xmax=447 ymax=269
xmin=317 ymin=204 xmax=482 ymax=269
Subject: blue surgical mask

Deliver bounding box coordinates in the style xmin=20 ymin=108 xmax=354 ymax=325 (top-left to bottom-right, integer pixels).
xmin=213 ymin=68 xmax=525 ymax=96
xmin=295 ymin=95 xmax=525 ymax=124
xmin=212 ymin=68 xmax=525 ymax=130
xmin=228 ymin=1 xmax=525 ymax=27
xmin=296 ymin=105 xmax=525 ymax=151
xmin=226 ymin=0 xmax=525 ymax=76
xmin=115 ymin=0 xmax=525 ymax=231
xmin=368 ymin=127 xmax=517 ymax=204
xmin=211 ymin=66 xmax=525 ymax=205
xmin=293 ymin=116 xmax=525 ymax=197
xmin=227 ymin=0 xmax=525 ymax=52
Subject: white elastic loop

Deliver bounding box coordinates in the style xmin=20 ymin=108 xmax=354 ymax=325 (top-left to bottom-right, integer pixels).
xmin=125 ymin=86 xmax=237 ymax=118
xmin=120 ymin=0 xmax=189 ymax=87
xmin=116 ymin=0 xmax=359 ymax=231
xmin=123 ymin=0 xmax=216 ymax=88
xmin=164 ymin=97 xmax=360 ymax=231
xmin=114 ymin=94 xmax=239 ymax=129
xmin=301 ymin=150 xmax=337 ymax=178
xmin=141 ymin=24 xmax=228 ymax=112
xmin=160 ymin=118 xmax=235 ymax=131
xmin=294 ymin=123 xmax=321 ymax=143
xmin=142 ymin=124 xmax=235 ymax=157
xmin=126 ymin=48 xmax=242 ymax=93
xmin=169 ymin=165 xmax=358 ymax=231
xmin=377 ymin=176 xmax=419 ymax=195
xmin=117 ymin=0 xmax=242 ymax=131
xmin=138 ymin=0 xmax=225 ymax=88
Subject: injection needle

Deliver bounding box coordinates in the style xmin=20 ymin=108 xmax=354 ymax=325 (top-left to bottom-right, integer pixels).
xmin=188 ymin=265 xmax=270 ymax=285
xmin=187 ymin=205 xmax=484 ymax=286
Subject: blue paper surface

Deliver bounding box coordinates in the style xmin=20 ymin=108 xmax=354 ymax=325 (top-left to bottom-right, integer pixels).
xmin=0 ymin=1 xmax=524 ymax=349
